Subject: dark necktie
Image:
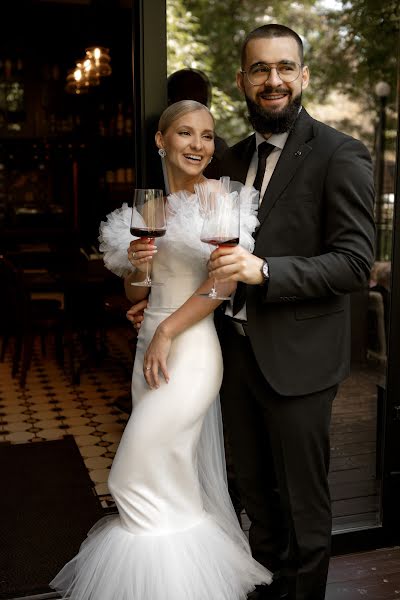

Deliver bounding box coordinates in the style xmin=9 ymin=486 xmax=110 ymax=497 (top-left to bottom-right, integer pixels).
xmin=232 ymin=141 xmax=275 ymax=316
xmin=252 ymin=141 xmax=275 ymax=194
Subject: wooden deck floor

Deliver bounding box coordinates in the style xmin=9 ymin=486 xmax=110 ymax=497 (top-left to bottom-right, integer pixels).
xmin=329 ymin=365 xmax=383 ymax=531
xmin=326 ymin=547 xmax=400 ymax=599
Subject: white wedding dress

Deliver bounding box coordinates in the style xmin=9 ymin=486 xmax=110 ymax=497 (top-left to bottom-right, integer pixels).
xmin=50 ymin=184 xmax=272 ymax=599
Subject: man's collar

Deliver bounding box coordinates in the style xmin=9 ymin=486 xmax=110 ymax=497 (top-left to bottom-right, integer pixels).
xmin=255 ymin=105 xmax=302 ymax=150
xmin=255 ymin=130 xmax=289 ymax=150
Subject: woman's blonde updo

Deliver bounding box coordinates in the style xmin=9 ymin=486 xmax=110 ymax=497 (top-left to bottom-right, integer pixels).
xmin=158 ymin=100 xmax=214 ymax=134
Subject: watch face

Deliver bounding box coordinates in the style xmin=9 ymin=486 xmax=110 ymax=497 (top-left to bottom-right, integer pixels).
xmin=262 ymin=261 xmax=269 ymax=280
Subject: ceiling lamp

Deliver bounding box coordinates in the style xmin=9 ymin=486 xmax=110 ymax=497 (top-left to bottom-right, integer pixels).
xmin=85 ymin=46 xmax=112 ymax=78
xmin=65 ymin=47 xmax=111 ymax=94
xmin=81 ymin=57 xmax=101 ymax=86
xmin=65 ymin=66 xmax=89 ymax=95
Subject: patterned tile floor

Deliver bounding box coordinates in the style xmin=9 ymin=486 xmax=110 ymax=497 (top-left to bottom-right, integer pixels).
xmin=0 ymin=327 xmax=134 ymax=509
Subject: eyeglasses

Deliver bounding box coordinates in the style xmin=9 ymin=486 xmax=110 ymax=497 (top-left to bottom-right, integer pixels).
xmin=241 ymin=61 xmax=303 ymax=86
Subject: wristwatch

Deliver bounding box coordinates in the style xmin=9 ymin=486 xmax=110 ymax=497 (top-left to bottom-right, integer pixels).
xmin=260 ymin=259 xmax=270 ymax=285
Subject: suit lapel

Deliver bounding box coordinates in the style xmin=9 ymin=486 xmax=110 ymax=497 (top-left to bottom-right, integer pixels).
xmin=256 ymin=110 xmax=315 ymax=227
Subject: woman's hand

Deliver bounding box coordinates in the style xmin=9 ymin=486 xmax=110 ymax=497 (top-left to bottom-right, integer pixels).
xmin=143 ymin=325 xmax=172 ymax=389
xmin=127 ymin=238 xmax=157 ymax=274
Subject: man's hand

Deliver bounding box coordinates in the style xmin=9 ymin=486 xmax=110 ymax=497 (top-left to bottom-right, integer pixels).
xmin=126 ymin=299 xmax=148 ymax=331
xmin=208 ymin=245 xmax=264 ymax=285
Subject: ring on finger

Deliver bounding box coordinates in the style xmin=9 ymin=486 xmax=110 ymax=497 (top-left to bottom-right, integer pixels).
xmin=131 ymin=251 xmax=136 ymax=259
xmin=145 ymin=366 xmax=151 ymax=371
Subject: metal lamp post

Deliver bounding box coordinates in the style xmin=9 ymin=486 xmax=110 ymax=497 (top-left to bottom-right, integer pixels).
xmin=374 ymin=81 xmax=391 ymax=260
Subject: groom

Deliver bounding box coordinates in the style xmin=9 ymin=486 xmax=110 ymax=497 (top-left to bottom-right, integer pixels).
xmin=208 ymin=24 xmax=375 ymax=600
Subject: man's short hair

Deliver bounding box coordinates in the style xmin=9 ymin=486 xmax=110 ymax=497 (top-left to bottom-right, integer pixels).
xmin=241 ymin=24 xmax=304 ymax=67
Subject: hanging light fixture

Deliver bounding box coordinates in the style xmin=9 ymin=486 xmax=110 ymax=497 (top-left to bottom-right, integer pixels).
xmin=85 ymin=46 xmax=112 ymax=78
xmin=66 ymin=46 xmax=111 ymax=94
xmin=81 ymin=57 xmax=101 ymax=86
xmin=65 ymin=65 xmax=89 ymax=95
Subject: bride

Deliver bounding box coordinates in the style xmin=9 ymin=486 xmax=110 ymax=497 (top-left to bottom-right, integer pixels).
xmin=50 ymin=100 xmax=272 ymax=599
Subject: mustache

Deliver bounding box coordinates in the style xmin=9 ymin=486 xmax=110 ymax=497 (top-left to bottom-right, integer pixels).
xmin=258 ymin=86 xmax=290 ymax=96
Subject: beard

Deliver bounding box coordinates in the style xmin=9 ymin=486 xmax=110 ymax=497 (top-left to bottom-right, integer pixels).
xmin=245 ymin=88 xmax=302 ymax=135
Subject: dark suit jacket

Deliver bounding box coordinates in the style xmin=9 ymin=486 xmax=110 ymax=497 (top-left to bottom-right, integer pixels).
xmin=218 ymin=108 xmax=375 ymax=396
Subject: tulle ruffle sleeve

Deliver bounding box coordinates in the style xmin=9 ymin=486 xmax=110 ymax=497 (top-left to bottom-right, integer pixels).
xmin=237 ymin=184 xmax=259 ymax=253
xmin=98 ymin=179 xmax=260 ymax=278
xmin=98 ymin=195 xmax=209 ymax=277
xmin=98 ymin=203 xmax=145 ymax=277
xmin=195 ymin=178 xmax=260 ymax=253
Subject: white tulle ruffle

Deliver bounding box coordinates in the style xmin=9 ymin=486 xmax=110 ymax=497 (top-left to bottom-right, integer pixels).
xmin=98 ymin=203 xmax=135 ymax=277
xmin=195 ymin=177 xmax=259 ymax=253
xmin=98 ymin=179 xmax=260 ymax=277
xmin=237 ymin=185 xmax=259 ymax=252
xmin=50 ymin=513 xmax=271 ymax=600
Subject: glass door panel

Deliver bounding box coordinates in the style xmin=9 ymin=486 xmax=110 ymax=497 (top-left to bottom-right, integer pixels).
xmin=330 ymin=58 xmax=398 ymax=538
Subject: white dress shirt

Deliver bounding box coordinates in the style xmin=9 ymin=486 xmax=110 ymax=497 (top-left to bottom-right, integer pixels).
xmin=226 ymin=130 xmax=290 ymax=320
xmin=245 ymin=131 xmax=289 ymax=203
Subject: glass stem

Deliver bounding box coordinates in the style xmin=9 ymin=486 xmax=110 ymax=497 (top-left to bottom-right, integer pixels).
xmin=209 ymin=278 xmax=218 ymax=299
xmin=144 ymin=259 xmax=151 ymax=285
xmin=143 ymin=236 xmax=154 ymax=285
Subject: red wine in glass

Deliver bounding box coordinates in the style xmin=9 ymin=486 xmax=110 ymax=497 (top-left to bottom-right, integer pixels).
xmin=201 ymin=236 xmax=239 ymax=247
xmin=130 ymin=227 xmax=166 ymax=238
xmin=130 ymin=189 xmax=166 ymax=287
xmin=198 ymin=190 xmax=240 ymax=300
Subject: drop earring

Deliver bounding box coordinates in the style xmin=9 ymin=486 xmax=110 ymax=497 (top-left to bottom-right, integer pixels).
xmin=158 ymin=147 xmax=169 ymax=195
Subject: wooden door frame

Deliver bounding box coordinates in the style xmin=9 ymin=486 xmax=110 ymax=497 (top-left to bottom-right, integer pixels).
xmin=132 ymin=0 xmax=167 ymax=190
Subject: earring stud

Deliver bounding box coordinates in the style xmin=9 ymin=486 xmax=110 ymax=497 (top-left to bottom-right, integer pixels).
xmin=158 ymin=148 xmax=166 ymax=158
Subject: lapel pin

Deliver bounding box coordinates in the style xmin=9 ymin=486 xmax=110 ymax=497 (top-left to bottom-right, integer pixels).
xmin=294 ymin=150 xmax=302 ymax=157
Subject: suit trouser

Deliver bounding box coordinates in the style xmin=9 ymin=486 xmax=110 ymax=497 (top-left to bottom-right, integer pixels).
xmin=219 ymin=318 xmax=337 ymax=600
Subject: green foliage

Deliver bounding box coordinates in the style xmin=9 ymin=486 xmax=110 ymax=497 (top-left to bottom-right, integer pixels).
xmin=322 ymin=0 xmax=399 ymax=107
xmin=166 ymin=0 xmax=247 ymax=142
xmin=315 ymin=0 xmax=399 ymax=151
xmin=167 ymin=0 xmax=399 ymax=145
xmin=167 ymin=0 xmax=211 ymax=75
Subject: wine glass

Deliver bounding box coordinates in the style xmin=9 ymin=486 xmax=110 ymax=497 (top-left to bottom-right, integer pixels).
xmin=130 ymin=188 xmax=166 ymax=287
xmin=198 ymin=189 xmax=240 ymax=300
